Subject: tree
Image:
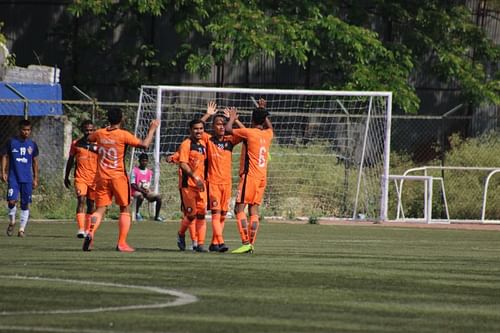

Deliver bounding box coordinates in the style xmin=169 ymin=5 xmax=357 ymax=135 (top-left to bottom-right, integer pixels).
xmin=340 ymin=0 xmax=499 ymax=111
xmin=67 ymin=0 xmax=499 ymax=113
xmin=0 ymin=22 xmax=5 ymax=45
xmin=0 ymin=21 xmax=14 ymax=72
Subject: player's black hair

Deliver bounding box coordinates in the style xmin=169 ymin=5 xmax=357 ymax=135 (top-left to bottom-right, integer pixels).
xmin=80 ymin=119 xmax=93 ymax=129
xmin=251 ymin=109 xmax=269 ymax=126
xmin=189 ymin=118 xmax=205 ymax=129
xmin=138 ymin=153 xmax=149 ymax=161
xmin=18 ymin=119 xmax=32 ymax=128
xmin=212 ymin=112 xmax=228 ymax=123
xmin=107 ymin=108 xmax=123 ymax=125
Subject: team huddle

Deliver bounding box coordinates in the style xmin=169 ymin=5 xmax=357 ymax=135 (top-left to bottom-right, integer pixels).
xmin=168 ymin=99 xmax=273 ymax=254
xmin=1 ymin=99 xmax=273 ymax=254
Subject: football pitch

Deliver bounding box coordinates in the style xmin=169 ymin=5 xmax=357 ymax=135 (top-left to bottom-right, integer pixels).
xmin=1 ymin=220 xmax=500 ymax=333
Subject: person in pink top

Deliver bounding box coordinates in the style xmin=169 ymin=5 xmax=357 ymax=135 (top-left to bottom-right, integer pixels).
xmin=130 ymin=153 xmax=163 ymax=222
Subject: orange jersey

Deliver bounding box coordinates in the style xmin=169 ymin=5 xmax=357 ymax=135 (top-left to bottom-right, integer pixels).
xmin=69 ymin=138 xmax=98 ymax=184
xmin=201 ymin=132 xmax=241 ymax=185
xmin=89 ymin=127 xmax=141 ymax=180
xmin=178 ymin=137 xmax=207 ymax=188
xmin=233 ymin=128 xmax=273 ymax=179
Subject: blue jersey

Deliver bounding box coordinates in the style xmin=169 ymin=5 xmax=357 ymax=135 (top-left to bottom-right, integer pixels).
xmin=2 ymin=137 xmax=39 ymax=183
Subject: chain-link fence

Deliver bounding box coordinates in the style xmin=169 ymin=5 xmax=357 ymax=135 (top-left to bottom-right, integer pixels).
xmin=0 ymin=98 xmax=498 ymax=221
xmin=0 ymin=98 xmax=138 ymax=219
xmin=389 ymin=105 xmax=500 ymax=221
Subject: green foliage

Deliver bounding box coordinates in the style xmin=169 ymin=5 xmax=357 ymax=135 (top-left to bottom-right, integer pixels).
xmin=308 ymin=214 xmax=319 ymax=224
xmin=388 ymin=132 xmax=500 ymax=220
xmin=62 ymin=3 xmax=169 ymax=95
xmin=313 ymin=14 xmax=419 ymax=113
xmin=135 ymin=142 xmax=383 ymax=221
xmin=11 ymin=128 xmax=500 ymax=222
xmin=444 ymin=133 xmax=500 ymax=219
xmin=68 ymin=0 xmax=166 ymax=17
xmin=264 ymin=144 xmax=349 ymax=218
xmin=384 ymin=1 xmax=499 ymax=107
xmin=66 ymin=1 xmax=499 ymax=113
xmin=0 ymin=21 xmax=15 ymax=67
xmin=7 ymin=178 xmax=78 ymax=219
xmin=0 ymin=22 xmax=6 ymax=45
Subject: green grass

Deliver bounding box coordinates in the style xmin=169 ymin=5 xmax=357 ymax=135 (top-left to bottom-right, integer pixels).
xmin=1 ymin=220 xmax=500 ymax=332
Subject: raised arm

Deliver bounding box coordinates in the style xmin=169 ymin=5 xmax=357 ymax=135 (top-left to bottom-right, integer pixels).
xmin=137 ymin=119 xmax=160 ymax=149
xmin=200 ymin=100 xmax=217 ymax=123
xmin=223 ymin=107 xmax=245 ymax=129
xmin=224 ymin=107 xmax=239 ymax=135
xmin=257 ymin=98 xmax=273 ymax=131
xmin=264 ymin=116 xmax=273 ymax=131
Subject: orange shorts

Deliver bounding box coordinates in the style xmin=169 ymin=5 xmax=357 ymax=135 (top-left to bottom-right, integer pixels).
xmin=236 ymin=175 xmax=267 ymax=205
xmin=207 ymin=183 xmax=232 ymax=212
xmin=74 ymin=179 xmax=96 ymax=201
xmin=180 ymin=186 xmax=207 ymax=216
xmin=94 ymin=174 xmax=131 ymax=207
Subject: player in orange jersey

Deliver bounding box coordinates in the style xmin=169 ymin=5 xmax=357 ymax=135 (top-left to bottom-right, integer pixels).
xmin=225 ymin=99 xmax=273 ymax=253
xmin=83 ymin=108 xmax=159 ymax=252
xmin=170 ymin=118 xmax=208 ymax=252
xmin=166 ymin=151 xmax=198 ymax=250
xmin=200 ymin=101 xmax=243 ymax=252
xmin=64 ymin=120 xmax=98 ymax=238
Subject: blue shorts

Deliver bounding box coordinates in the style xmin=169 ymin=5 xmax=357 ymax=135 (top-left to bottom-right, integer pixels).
xmin=7 ymin=180 xmax=32 ymax=205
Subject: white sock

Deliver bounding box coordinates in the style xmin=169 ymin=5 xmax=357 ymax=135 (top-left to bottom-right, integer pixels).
xmin=8 ymin=206 xmax=17 ymax=225
xmin=19 ymin=209 xmax=29 ymax=231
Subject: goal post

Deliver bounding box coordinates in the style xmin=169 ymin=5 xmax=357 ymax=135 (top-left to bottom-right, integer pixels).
xmin=131 ymin=85 xmax=392 ymax=221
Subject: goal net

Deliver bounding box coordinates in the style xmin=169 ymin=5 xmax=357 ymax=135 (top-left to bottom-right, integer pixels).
xmin=131 ymin=86 xmax=392 ymax=221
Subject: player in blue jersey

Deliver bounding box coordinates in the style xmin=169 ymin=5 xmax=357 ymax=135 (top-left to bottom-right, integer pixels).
xmin=1 ymin=119 xmax=39 ymax=237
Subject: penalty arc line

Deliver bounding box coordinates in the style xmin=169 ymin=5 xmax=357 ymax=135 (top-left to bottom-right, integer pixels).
xmin=0 ymin=275 xmax=198 ymax=316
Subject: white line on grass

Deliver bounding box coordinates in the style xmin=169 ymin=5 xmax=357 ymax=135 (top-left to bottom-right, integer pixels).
xmin=0 ymin=325 xmax=125 ymax=333
xmin=0 ymin=275 xmax=198 ymax=316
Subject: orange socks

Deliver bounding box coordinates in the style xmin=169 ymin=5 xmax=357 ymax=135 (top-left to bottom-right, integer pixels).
xmin=195 ymin=218 xmax=206 ymax=246
xmin=236 ymin=211 xmax=249 ymax=244
xmin=211 ymin=213 xmax=222 ymax=245
xmin=117 ymin=212 xmax=131 ymax=246
xmin=178 ymin=217 xmax=191 ymax=236
xmin=88 ymin=212 xmax=103 ymax=237
xmin=84 ymin=214 xmax=92 ymax=233
xmin=249 ymin=215 xmax=260 ymax=245
xmin=76 ymin=213 xmax=86 ymax=231
xmin=220 ymin=214 xmax=226 ymax=242
xmin=188 ymin=221 xmax=197 ymax=243
xmin=179 ymin=217 xmax=198 ymax=247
